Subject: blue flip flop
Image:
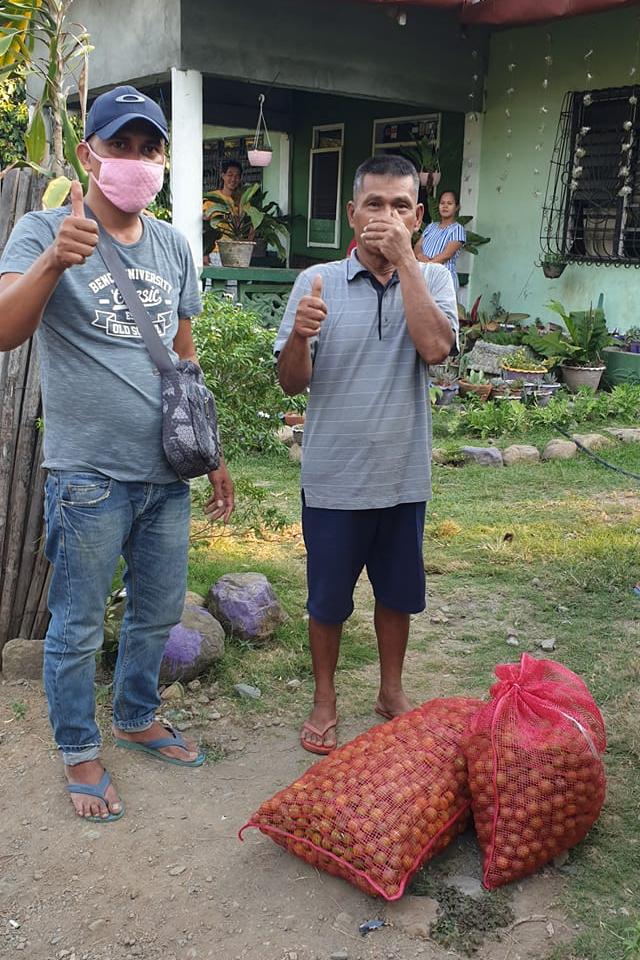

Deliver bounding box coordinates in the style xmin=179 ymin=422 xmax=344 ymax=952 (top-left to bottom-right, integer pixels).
xmin=114 ymin=723 xmax=205 ymax=767
xmin=66 ymin=771 xmax=125 ymax=822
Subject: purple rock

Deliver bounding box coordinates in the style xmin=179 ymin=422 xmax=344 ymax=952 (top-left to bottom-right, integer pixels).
xmin=206 ymin=573 xmax=286 ymax=642
xmin=159 ymin=603 xmax=224 ymax=684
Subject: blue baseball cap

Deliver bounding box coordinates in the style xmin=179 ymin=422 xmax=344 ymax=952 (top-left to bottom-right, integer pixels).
xmin=85 ymin=85 xmax=169 ymax=141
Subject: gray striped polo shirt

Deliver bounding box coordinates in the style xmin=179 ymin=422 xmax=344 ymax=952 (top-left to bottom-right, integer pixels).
xmin=274 ymin=251 xmax=458 ymax=510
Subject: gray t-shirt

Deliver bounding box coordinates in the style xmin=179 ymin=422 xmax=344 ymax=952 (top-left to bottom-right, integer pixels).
xmin=0 ymin=207 xmax=202 ymax=483
xmin=274 ymin=253 xmax=458 ymax=510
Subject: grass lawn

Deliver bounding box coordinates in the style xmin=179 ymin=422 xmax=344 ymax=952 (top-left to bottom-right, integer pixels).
xmin=188 ymin=435 xmax=640 ymax=960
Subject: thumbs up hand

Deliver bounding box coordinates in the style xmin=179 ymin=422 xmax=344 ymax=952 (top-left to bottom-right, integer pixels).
xmin=294 ymin=273 xmax=327 ymax=339
xmin=50 ymin=181 xmax=99 ymax=271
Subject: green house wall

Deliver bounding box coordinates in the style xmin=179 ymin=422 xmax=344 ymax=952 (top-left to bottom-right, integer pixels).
xmin=290 ymin=92 xmax=465 ymax=263
xmin=472 ymin=7 xmax=640 ymax=331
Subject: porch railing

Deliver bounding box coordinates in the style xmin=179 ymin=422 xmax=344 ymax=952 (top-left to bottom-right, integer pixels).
xmin=200 ymin=266 xmax=301 ymax=328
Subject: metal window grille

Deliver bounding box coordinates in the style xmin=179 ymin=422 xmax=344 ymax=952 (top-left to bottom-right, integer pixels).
xmin=541 ymin=85 xmax=640 ymax=266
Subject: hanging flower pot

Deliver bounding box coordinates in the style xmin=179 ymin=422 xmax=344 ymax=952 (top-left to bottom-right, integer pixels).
xmin=419 ymin=169 xmax=441 ymax=189
xmin=542 ymin=261 xmax=566 ymax=279
xmin=247 ymin=149 xmax=273 ymax=168
xmin=247 ymin=93 xmax=273 ymax=169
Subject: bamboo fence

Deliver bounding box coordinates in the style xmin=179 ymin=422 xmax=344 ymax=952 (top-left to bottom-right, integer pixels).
xmin=0 ymin=168 xmax=50 ymax=654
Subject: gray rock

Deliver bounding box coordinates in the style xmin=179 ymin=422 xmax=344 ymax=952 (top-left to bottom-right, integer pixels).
xmin=276 ymin=425 xmax=296 ymax=447
xmin=1 ymin=637 xmax=45 ymax=681
xmin=385 ymin=895 xmax=439 ymax=939
xmin=184 ymin=591 xmax=206 ymax=608
xmin=288 ymin=443 xmax=303 ymax=463
xmin=431 ymin=447 xmax=448 ymax=464
xmin=461 ymin=446 xmax=504 ymax=467
xmin=542 ymin=439 xmax=577 ymax=460
xmin=506 ymin=636 xmax=519 ymax=647
xmin=462 ymin=340 xmax=527 ymax=376
xmin=234 ymin=683 xmax=262 ymax=700
xmin=160 ymin=682 xmax=184 ymax=701
xmin=605 ymin=427 xmax=640 ymax=443
xmin=159 ymin=603 xmax=224 ymax=684
xmin=572 ymin=432 xmax=613 ymax=452
xmin=329 ymin=952 xmax=349 ymax=960
xmin=447 ymin=873 xmax=484 ymax=900
xmin=536 ymin=638 xmax=557 ymax=652
xmin=502 ymin=444 xmax=540 ymax=465
xmin=207 ymin=573 xmax=287 ymax=642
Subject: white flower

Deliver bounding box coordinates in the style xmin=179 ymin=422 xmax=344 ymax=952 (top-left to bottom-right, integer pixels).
xmin=623 ymin=120 xmax=633 ymax=130
xmin=583 ymin=94 xmax=592 ymax=106
xmin=629 ymin=95 xmax=638 ymax=105
xmin=575 ymin=147 xmax=586 ymax=158
xmin=570 ymin=179 xmax=579 ymax=191
xmin=619 ymin=184 xmax=633 ymax=196
xmin=579 ymin=126 xmax=591 ymax=136
xmin=619 ymin=166 xmax=630 ymax=177
xmin=572 ymin=166 xmax=583 ymax=177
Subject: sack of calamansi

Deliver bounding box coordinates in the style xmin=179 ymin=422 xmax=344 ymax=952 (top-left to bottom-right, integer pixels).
xmin=241 ymin=697 xmax=482 ymax=899
xmin=466 ymin=653 xmax=606 ymax=889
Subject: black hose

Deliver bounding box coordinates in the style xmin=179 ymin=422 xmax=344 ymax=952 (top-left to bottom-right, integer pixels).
xmin=553 ymin=425 xmax=640 ymax=482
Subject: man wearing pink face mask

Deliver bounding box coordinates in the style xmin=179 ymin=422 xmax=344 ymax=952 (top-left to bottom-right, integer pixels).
xmin=0 ymin=86 xmax=234 ymax=823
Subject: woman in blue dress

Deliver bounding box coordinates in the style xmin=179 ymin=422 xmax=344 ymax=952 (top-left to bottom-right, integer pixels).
xmin=414 ymin=189 xmax=466 ymax=290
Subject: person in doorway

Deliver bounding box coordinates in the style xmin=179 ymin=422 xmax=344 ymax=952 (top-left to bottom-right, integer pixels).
xmin=0 ymin=85 xmax=234 ymax=822
xmin=414 ymin=189 xmax=466 ymax=290
xmin=275 ymin=155 xmax=458 ymax=755
xmin=203 ymin=158 xmax=244 ymax=264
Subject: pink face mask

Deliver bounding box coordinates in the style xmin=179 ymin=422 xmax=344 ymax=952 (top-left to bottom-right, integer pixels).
xmin=85 ymin=142 xmax=165 ymax=213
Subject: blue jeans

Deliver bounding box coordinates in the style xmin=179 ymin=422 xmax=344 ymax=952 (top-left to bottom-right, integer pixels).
xmin=43 ymin=471 xmax=191 ymax=766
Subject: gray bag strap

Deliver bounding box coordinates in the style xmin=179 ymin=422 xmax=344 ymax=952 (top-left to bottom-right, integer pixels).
xmin=85 ymin=206 xmax=174 ymax=373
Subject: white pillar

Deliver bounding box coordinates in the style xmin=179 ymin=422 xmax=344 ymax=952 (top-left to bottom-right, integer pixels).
xmin=170 ymin=68 xmax=203 ymax=267
xmin=457 ymin=112 xmax=484 ymax=308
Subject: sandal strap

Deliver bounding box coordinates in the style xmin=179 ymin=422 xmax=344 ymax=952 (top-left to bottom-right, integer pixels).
xmin=142 ymin=724 xmax=188 ymax=752
xmin=66 ymin=771 xmax=111 ymax=800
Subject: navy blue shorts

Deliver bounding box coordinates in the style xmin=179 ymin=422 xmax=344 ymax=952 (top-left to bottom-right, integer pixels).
xmin=301 ymin=493 xmax=427 ymax=625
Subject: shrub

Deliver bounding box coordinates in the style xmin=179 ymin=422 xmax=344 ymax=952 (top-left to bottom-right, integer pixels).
xmin=193 ymin=294 xmax=299 ymax=459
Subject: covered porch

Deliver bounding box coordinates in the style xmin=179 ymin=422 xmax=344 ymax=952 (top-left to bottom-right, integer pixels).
xmin=71 ymin=0 xmax=488 ymax=314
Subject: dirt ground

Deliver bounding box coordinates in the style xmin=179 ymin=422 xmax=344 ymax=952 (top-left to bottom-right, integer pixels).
xmin=0 ymin=674 xmax=577 ymax=960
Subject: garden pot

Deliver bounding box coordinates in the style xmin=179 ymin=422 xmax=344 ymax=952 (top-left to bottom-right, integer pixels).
xmin=501 ymin=367 xmax=545 ymax=385
xmin=218 ymin=240 xmax=255 ymax=268
xmin=283 ymin=412 xmax=305 ymax=427
xmin=252 ymin=237 xmax=267 ymax=259
xmin=458 ymin=380 xmax=492 ymax=402
xmin=629 ymin=340 xmax=640 ymax=354
xmin=561 ymin=364 xmax=605 ymax=393
xmin=247 ymin=149 xmax=273 ymax=167
xmin=542 ymin=262 xmax=566 ymax=279
xmin=493 ymin=387 xmax=522 ymax=401
xmin=434 ymin=384 xmax=459 ymax=406
xmin=602 ymin=347 xmax=640 ymax=387
xmin=419 ymin=170 xmax=441 ymax=189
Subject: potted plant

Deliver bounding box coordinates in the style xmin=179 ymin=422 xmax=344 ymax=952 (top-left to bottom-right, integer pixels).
xmin=402 ymin=137 xmax=441 ymax=189
xmin=625 ymin=325 xmax=640 ymax=354
xmin=540 ymin=252 xmax=567 ymax=279
xmin=523 ymin=295 xmax=613 ymax=392
xmin=202 ymin=183 xmax=290 ymax=267
xmin=500 ymin=349 xmax=548 ymax=384
xmin=249 ymin=189 xmax=292 ymax=261
xmin=602 ymin=325 xmax=640 ymax=386
xmin=432 ymin=372 xmax=459 ymax=406
xmin=490 ymin=377 xmax=523 ymax=401
xmin=458 ymin=369 xmax=492 ymax=402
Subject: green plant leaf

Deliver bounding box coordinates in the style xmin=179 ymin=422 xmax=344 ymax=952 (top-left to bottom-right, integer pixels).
xmin=62 ymin=107 xmax=87 ymax=186
xmin=24 ymin=102 xmax=46 ymax=164
xmin=42 ymin=175 xmax=72 ymax=208
xmin=0 ymin=31 xmax=20 ymax=57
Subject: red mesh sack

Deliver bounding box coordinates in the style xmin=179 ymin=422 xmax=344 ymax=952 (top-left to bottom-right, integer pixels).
xmin=240 ymin=697 xmax=482 ymax=900
xmin=466 ymin=653 xmax=607 ymax=889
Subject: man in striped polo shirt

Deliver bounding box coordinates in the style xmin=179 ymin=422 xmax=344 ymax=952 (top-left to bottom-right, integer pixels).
xmin=275 ymin=155 xmax=458 ymax=755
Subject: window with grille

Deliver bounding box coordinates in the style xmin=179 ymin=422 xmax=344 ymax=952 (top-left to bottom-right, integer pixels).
xmin=541 ymin=86 xmax=640 ymax=265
